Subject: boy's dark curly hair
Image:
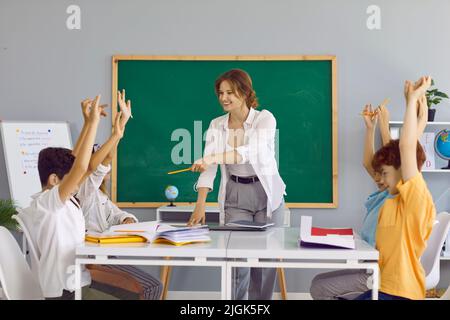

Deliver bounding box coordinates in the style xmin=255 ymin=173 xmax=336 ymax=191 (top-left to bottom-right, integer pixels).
xmin=38 ymin=147 xmax=75 ymax=187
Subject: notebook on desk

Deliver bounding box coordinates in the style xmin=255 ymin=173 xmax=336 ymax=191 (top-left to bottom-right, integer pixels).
xmin=207 ymin=222 xmax=270 ymax=231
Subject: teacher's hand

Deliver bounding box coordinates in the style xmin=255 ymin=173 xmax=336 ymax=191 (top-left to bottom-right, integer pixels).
xmin=188 ymin=205 xmax=206 ymax=226
xmin=191 ymin=158 xmax=208 ymax=173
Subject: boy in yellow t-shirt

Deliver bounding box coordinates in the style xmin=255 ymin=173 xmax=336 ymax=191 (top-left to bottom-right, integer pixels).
xmin=356 ymin=76 xmax=436 ymax=300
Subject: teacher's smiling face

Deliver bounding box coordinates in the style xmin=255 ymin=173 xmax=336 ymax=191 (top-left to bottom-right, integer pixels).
xmin=218 ymin=80 xmax=246 ymax=113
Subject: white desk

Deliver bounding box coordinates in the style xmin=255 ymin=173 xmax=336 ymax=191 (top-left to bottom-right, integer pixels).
xmin=74 ymin=231 xmax=231 ymax=300
xmin=74 ymin=228 xmax=379 ymax=300
xmin=225 ymin=228 xmax=380 ymax=300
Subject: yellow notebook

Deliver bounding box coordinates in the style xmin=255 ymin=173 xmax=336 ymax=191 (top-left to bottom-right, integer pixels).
xmin=85 ymin=234 xmax=147 ymax=244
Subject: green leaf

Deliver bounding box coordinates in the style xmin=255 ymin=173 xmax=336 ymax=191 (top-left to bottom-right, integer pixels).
xmin=0 ymin=199 xmax=19 ymax=230
xmin=435 ymin=91 xmax=449 ymax=99
xmin=432 ymin=98 xmax=442 ymax=105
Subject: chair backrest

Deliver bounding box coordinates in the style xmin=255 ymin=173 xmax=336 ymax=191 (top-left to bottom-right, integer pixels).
xmin=12 ymin=211 xmax=40 ymax=277
xmin=421 ymin=212 xmax=450 ymax=289
xmin=0 ymin=226 xmax=44 ymax=299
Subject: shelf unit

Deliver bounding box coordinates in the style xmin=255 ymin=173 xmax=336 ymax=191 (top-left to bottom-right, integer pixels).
xmin=389 ymin=121 xmax=450 ymax=172
xmin=389 ymin=121 xmax=450 ymax=126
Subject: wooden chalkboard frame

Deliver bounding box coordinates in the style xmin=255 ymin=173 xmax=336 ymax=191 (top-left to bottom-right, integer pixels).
xmin=111 ymin=55 xmax=338 ymax=208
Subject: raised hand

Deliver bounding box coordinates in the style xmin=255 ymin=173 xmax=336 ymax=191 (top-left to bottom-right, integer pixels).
xmin=81 ymin=98 xmax=92 ymax=121
xmin=81 ymin=98 xmax=108 ymax=122
xmin=118 ymin=89 xmax=132 ymax=127
xmin=377 ymin=104 xmax=390 ymax=125
xmin=362 ymin=104 xmax=378 ymax=130
xmin=112 ymin=111 xmax=124 ymax=139
xmin=405 ymin=76 xmax=432 ymax=104
xmin=89 ymin=95 xmax=103 ymax=123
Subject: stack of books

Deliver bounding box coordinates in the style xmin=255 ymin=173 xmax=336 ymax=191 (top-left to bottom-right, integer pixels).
xmin=86 ymin=221 xmax=211 ymax=246
xmin=152 ymin=224 xmax=210 ymax=246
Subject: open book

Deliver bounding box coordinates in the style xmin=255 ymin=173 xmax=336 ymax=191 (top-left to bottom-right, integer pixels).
xmin=86 ymin=221 xmax=211 ymax=246
xmin=298 ymin=216 xmax=355 ymax=249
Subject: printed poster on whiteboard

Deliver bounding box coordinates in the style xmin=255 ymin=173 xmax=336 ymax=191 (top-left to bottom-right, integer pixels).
xmin=0 ymin=121 xmax=72 ymax=208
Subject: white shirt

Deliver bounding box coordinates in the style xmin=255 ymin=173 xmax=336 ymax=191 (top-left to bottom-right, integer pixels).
xmin=77 ymin=164 xmax=138 ymax=233
xmin=19 ymin=186 xmax=91 ymax=297
xmin=227 ymin=163 xmax=256 ymax=177
xmin=196 ymin=108 xmax=286 ymax=224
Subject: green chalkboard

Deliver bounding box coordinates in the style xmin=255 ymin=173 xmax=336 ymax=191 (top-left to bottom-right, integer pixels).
xmin=112 ymin=56 xmax=337 ymax=208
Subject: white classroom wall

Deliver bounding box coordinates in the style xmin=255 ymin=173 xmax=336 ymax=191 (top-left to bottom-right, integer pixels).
xmin=1 ymin=0 xmax=449 ymax=294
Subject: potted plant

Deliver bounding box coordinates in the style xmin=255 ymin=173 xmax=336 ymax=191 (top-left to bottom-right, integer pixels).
xmin=0 ymin=199 xmax=19 ymax=230
xmin=426 ymin=80 xmax=449 ymax=121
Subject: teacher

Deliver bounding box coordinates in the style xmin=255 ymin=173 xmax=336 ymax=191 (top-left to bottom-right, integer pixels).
xmin=187 ymin=69 xmax=286 ymax=300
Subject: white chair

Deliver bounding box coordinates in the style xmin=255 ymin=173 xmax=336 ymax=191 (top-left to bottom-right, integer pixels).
xmin=0 ymin=226 xmax=44 ymax=299
xmin=421 ymin=212 xmax=450 ymax=290
xmin=12 ymin=211 xmax=40 ymax=280
xmin=441 ymin=286 xmax=450 ymax=300
xmin=13 ymin=212 xmax=147 ymax=300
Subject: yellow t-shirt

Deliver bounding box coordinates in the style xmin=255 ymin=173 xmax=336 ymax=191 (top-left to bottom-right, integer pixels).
xmin=376 ymin=173 xmax=435 ymax=300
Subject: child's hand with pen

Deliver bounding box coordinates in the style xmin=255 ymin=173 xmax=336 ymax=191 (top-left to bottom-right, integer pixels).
xmin=362 ymin=104 xmax=379 ymax=130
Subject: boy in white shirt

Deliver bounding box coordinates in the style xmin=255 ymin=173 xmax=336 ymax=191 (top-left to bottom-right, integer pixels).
xmin=77 ymin=90 xmax=162 ymax=300
xmin=19 ymin=95 xmax=111 ymax=299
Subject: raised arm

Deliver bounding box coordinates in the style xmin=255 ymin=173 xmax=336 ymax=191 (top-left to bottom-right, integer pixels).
xmin=59 ymin=95 xmax=103 ymax=202
xmin=86 ymin=90 xmax=132 ymax=171
xmin=72 ymin=99 xmax=107 ymax=157
xmin=417 ymin=95 xmax=428 ymax=139
xmin=400 ymin=76 xmax=432 ymax=182
xmin=87 ymin=111 xmax=124 ymax=172
xmin=377 ymin=104 xmax=391 ymax=146
xmin=362 ymin=104 xmax=378 ymax=180
xmin=72 ymin=99 xmax=91 ymax=157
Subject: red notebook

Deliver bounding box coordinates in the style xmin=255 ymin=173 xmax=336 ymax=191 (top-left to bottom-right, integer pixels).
xmin=299 ymin=216 xmax=355 ymax=249
xmin=311 ymin=227 xmax=354 ymax=236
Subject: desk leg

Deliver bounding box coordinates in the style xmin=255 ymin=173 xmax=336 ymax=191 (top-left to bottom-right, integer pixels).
xmin=160 ymin=257 xmax=172 ymax=300
xmin=221 ymin=264 xmax=227 ymax=300
xmin=226 ymin=264 xmax=233 ymax=300
xmin=74 ymin=261 xmax=82 ymax=300
xmin=371 ymin=265 xmax=379 ymax=300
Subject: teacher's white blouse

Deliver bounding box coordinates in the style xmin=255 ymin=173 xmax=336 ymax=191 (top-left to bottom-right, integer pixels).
xmin=196 ymin=107 xmax=286 ymax=224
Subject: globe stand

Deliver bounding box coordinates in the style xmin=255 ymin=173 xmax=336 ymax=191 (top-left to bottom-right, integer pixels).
xmin=442 ymin=160 xmax=450 ymax=170
xmin=168 ymin=201 xmax=176 ymax=207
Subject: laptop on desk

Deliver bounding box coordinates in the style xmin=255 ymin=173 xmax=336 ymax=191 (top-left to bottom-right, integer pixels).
xmin=207 ymin=223 xmax=269 ymax=232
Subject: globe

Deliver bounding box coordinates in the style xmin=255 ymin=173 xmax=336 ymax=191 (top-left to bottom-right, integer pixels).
xmin=434 ymin=129 xmax=450 ymax=169
xmin=164 ymin=185 xmax=179 ymax=206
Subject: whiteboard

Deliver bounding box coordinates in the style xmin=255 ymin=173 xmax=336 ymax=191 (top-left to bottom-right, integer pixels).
xmin=0 ymin=121 xmax=72 ymax=208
